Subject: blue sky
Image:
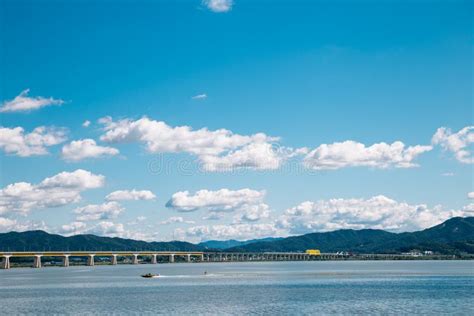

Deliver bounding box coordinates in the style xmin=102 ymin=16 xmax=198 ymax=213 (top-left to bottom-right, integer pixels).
xmin=0 ymin=0 xmax=472 ymax=242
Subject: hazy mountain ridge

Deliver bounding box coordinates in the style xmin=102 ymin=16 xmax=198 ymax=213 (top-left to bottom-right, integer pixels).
xmin=227 ymin=217 xmax=474 ymax=254
xmin=0 ymin=230 xmax=201 ymax=252
xmin=0 ymin=217 xmax=472 ymax=254
xmin=198 ymin=237 xmax=283 ymax=250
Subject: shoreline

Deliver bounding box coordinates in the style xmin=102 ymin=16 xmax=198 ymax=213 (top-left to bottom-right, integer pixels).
xmin=2 ymin=257 xmax=473 ymax=270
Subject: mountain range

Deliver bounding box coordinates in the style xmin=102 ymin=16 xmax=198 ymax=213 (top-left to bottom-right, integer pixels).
xmin=227 ymin=217 xmax=474 ymax=254
xmin=198 ymin=237 xmax=283 ymax=250
xmin=0 ymin=217 xmax=472 ymax=255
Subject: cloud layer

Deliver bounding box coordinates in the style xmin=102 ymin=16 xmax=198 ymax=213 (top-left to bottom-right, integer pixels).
xmin=166 ymin=188 xmax=265 ymax=212
xmin=74 ymin=202 xmax=124 ymax=221
xmin=106 ymin=190 xmax=156 ymax=201
xmin=0 ymin=89 xmax=64 ymax=113
xmin=203 ymin=0 xmax=233 ymax=12
xmin=99 ymin=116 xmax=283 ymax=171
xmin=192 ymin=93 xmax=207 ymax=100
xmin=432 ymin=126 xmax=474 ymax=164
xmin=0 ymin=217 xmax=48 ymax=233
xmin=175 ymin=223 xmax=279 ymax=242
xmin=160 ymin=216 xmax=195 ymax=225
xmin=0 ymin=169 xmax=104 ymax=216
xmin=61 ymin=139 xmax=119 ymax=161
xmin=0 ymin=126 xmax=67 ymax=157
xmin=277 ymin=195 xmax=468 ymax=234
xmin=171 ymin=193 xmax=472 ymax=242
xmin=303 ymin=141 xmax=432 ymax=170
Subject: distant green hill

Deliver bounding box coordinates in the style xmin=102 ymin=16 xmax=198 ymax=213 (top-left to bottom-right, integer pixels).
xmin=0 ymin=217 xmax=472 ymax=254
xmin=198 ymin=237 xmax=283 ymax=250
xmin=0 ymin=230 xmax=201 ymax=252
xmin=227 ymin=217 xmax=474 ymax=254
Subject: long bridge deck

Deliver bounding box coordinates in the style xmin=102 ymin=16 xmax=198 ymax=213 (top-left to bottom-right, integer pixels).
xmin=0 ymin=251 xmax=330 ymax=269
xmin=0 ymin=251 xmax=456 ymax=269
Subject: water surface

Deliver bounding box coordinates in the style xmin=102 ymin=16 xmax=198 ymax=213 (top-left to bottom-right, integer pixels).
xmin=1 ymin=260 xmax=473 ymax=315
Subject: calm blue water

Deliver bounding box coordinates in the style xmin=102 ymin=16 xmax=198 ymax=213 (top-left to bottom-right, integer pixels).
xmin=0 ymin=261 xmax=473 ymax=315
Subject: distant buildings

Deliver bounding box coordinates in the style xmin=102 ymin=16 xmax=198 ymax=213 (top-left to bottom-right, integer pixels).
xmin=403 ymin=250 xmax=434 ymax=257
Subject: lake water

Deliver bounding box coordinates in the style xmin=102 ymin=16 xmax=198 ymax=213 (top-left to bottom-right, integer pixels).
xmin=1 ymin=261 xmax=473 ymax=315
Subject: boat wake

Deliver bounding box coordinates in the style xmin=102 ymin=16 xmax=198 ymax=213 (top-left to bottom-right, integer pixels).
xmin=149 ymin=274 xmax=218 ymax=278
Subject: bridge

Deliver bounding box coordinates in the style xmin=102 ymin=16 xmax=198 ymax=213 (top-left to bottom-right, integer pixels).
xmin=0 ymin=251 xmax=328 ymax=269
xmin=1 ymin=251 xmax=453 ymax=269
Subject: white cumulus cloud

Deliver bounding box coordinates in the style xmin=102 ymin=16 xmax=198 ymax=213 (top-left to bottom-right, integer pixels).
xmin=468 ymin=192 xmax=474 ymax=199
xmin=82 ymin=120 xmax=91 ymax=128
xmin=192 ymin=93 xmax=207 ymax=100
xmin=0 ymin=217 xmax=18 ymax=231
xmin=60 ymin=221 xmax=87 ymax=235
xmin=202 ymin=212 xmax=224 ymax=220
xmin=83 ymin=221 xmax=155 ymax=240
xmin=234 ymin=203 xmax=271 ymax=223
xmin=277 ymin=195 xmax=469 ymax=235
xmin=61 ymin=139 xmax=119 ymax=161
xmin=432 ymin=126 xmax=474 ymax=164
xmin=203 ymin=0 xmax=233 ymax=13
xmin=106 ymin=189 xmax=156 ymax=201
xmin=167 ymin=188 xmax=271 ymax=224
xmin=0 ymin=169 xmax=105 ymax=216
xmin=199 ymin=142 xmax=285 ymax=171
xmin=175 ymin=223 xmax=281 ymax=243
xmin=0 ymin=217 xmax=48 ymax=233
xmin=0 ymin=126 xmax=67 ymax=157
xmin=166 ymin=188 xmax=265 ymax=212
xmin=99 ymin=116 xmax=284 ymax=171
xmin=74 ymin=201 xmax=124 ymax=221
xmin=160 ymin=216 xmax=195 ymax=225
xmin=303 ymin=140 xmax=432 ymax=170
xmin=59 ymin=221 xmax=135 ymax=238
xmin=0 ymin=89 xmax=64 ymax=113
xmin=87 ymin=221 xmax=125 ymax=237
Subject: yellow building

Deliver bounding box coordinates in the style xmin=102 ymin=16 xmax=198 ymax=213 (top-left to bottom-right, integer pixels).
xmin=305 ymin=249 xmax=321 ymax=255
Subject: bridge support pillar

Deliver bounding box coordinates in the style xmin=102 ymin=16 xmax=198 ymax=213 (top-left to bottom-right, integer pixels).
xmin=151 ymin=254 xmax=157 ymax=264
xmin=63 ymin=255 xmax=70 ymax=267
xmin=186 ymin=254 xmax=191 ymax=263
xmin=1 ymin=256 xmax=11 ymax=269
xmin=87 ymin=255 xmax=95 ymax=266
xmin=169 ymin=254 xmax=175 ymax=263
xmin=33 ymin=255 xmax=42 ymax=268
xmin=132 ymin=254 xmax=139 ymax=264
xmin=111 ymin=254 xmax=117 ymax=265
